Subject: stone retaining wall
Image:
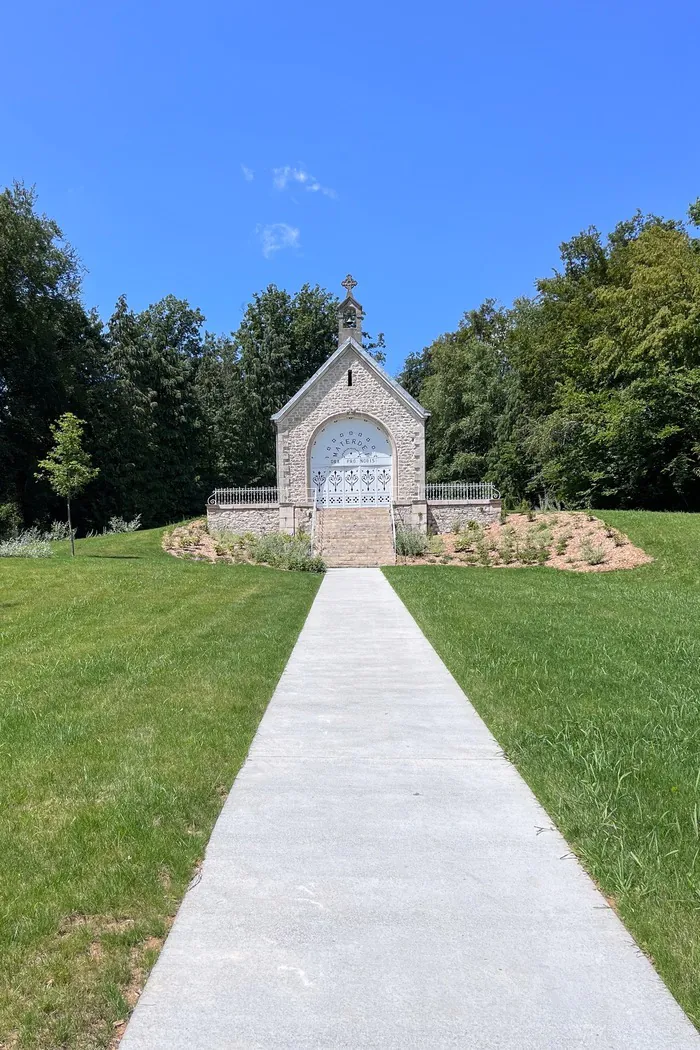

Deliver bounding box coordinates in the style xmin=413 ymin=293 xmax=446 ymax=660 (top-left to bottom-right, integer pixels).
xmin=206 ymin=499 xmax=501 ymax=539
xmin=427 ymin=500 xmax=501 ymax=533
xmin=206 ymin=505 xmax=280 ymax=535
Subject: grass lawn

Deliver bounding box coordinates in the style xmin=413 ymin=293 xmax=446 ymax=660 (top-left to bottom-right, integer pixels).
xmin=386 ymin=511 xmax=700 ymax=1028
xmin=0 ymin=527 xmax=320 ymax=1049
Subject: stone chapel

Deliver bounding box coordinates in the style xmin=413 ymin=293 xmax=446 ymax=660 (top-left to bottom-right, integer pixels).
xmin=207 ymin=276 xmax=500 ymax=565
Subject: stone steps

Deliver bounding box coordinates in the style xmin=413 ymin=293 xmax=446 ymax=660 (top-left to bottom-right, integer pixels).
xmin=315 ymin=508 xmax=395 ymax=568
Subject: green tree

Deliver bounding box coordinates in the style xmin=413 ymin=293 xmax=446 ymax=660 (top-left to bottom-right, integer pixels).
xmin=516 ymin=214 xmax=700 ymax=507
xmin=411 ymin=204 xmax=700 ymax=510
xmin=233 ymin=284 xmax=339 ymax=483
xmin=0 ymin=182 xmax=103 ymax=523
xmin=36 ymin=413 xmax=99 ymax=555
xmin=100 ymin=294 xmax=209 ymax=525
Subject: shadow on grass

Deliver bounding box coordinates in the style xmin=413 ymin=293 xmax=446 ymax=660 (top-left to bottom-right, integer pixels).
xmin=83 ymin=555 xmax=143 ymax=560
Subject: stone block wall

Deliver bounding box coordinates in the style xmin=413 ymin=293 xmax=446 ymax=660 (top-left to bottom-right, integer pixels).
xmin=393 ymin=501 xmax=429 ymax=533
xmin=206 ymin=505 xmax=280 ymax=535
xmin=279 ymin=503 xmax=313 ymax=535
xmin=426 ymin=500 xmax=501 ymax=534
xmin=275 ymin=344 xmax=426 ymax=505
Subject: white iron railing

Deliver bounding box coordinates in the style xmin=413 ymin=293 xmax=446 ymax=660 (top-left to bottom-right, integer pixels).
xmin=208 ymin=487 xmax=278 ymax=506
xmin=423 ymin=481 xmax=500 ymax=502
xmin=389 ymin=501 xmax=397 ymax=552
xmin=310 ymin=489 xmax=318 ymax=552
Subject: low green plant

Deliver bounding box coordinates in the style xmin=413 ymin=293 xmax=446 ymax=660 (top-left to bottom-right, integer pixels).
xmin=0 ymin=528 xmax=53 ymax=558
xmin=536 ymin=492 xmax=563 ymax=512
xmin=107 ymin=513 xmax=142 ymax=534
xmin=555 ymin=533 xmax=570 ymax=556
xmin=246 ymin=532 xmax=325 ymax=572
xmin=45 ymin=521 xmax=72 ymax=541
xmin=580 ymin=539 xmax=606 ymax=565
xmin=498 ymin=526 xmax=516 ymax=564
xmin=453 ymin=534 xmax=472 ymax=552
xmin=518 ymin=537 xmax=539 ymax=565
xmin=395 ymin=527 xmax=428 ymax=557
xmin=499 ymin=505 xmax=508 ymax=525
xmin=606 ymin=527 xmax=627 ymax=547
xmin=453 ymin=521 xmax=485 ymax=553
xmin=427 ymin=535 xmax=445 ymax=556
xmin=475 ymin=537 xmax=492 ymax=567
xmin=213 ymin=531 xmax=246 ymax=560
xmin=451 ymin=519 xmax=462 ymax=534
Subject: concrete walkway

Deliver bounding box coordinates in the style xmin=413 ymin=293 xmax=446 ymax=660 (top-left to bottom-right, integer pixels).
xmin=121 ymin=569 xmax=700 ymax=1049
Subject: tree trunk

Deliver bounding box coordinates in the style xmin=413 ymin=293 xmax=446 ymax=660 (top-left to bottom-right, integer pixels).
xmin=67 ymin=496 xmax=75 ymax=557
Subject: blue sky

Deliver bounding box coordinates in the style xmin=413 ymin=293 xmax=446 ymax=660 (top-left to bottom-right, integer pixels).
xmin=2 ymin=0 xmax=699 ymax=374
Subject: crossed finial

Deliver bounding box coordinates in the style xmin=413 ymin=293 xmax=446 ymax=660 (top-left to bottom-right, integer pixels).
xmin=341 ymin=273 xmax=357 ymax=296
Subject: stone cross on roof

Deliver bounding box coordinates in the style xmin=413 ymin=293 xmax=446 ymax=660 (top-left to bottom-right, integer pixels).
xmin=341 ymin=274 xmax=357 ymax=297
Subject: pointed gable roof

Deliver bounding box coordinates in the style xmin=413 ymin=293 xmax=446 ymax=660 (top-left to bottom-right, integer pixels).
xmin=271 ymin=336 xmax=429 ymax=423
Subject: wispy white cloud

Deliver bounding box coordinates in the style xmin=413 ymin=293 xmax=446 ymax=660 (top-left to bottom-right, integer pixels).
xmin=241 ymin=164 xmax=254 ymax=182
xmin=272 ymin=166 xmax=336 ymax=199
xmin=256 ymin=222 xmax=300 ymax=258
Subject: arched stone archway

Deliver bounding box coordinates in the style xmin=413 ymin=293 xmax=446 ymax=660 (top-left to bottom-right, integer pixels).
xmin=309 ymin=415 xmax=393 ymax=507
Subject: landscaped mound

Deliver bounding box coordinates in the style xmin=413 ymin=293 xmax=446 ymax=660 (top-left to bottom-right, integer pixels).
xmin=163 ymin=521 xmax=325 ymax=573
xmin=397 ymin=512 xmax=652 ymax=572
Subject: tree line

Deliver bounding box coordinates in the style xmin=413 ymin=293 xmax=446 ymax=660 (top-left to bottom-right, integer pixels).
xmin=2 ymin=180 xmax=700 ymax=533
xmin=401 ymin=205 xmax=700 ymax=510
xmin=1 ymin=183 xmax=347 ymax=530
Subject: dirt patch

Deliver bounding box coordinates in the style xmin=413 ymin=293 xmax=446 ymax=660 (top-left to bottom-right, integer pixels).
xmin=162 ymin=520 xmax=221 ymax=562
xmin=108 ymin=925 xmax=172 ymax=1048
xmin=58 ymin=914 xmax=136 ymax=937
xmin=398 ymin=512 xmax=652 ymax=572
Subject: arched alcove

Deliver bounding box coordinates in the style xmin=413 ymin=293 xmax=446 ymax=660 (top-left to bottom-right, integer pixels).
xmin=309 ymin=415 xmax=393 ymax=506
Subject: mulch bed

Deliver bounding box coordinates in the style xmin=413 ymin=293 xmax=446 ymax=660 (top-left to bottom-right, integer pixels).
xmin=398 ymin=512 xmax=652 ymax=572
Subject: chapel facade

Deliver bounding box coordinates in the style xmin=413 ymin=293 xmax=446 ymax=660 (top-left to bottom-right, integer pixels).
xmin=207 ymin=276 xmax=500 ymax=564
xmin=272 ymin=275 xmax=430 ymax=530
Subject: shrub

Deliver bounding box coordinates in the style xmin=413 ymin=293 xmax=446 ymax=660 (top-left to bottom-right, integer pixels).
xmin=108 ymin=513 xmax=141 ymax=534
xmin=606 ymin=527 xmax=627 ymax=547
xmin=518 ymin=532 xmax=540 ymax=564
xmin=537 ymin=493 xmax=563 ymax=512
xmin=451 ymin=519 xmax=462 ymax=534
xmin=555 ymin=533 xmax=570 ymax=555
xmin=427 ymin=535 xmax=445 ymax=556
xmin=453 ymin=533 xmax=472 ymax=553
xmin=212 ymin=531 xmax=246 ymax=560
xmin=0 ymin=502 xmax=22 ymax=539
xmin=580 ymin=539 xmax=606 ymax=565
xmin=395 ymin=527 xmax=427 ymax=557
xmin=498 ymin=526 xmax=516 ymax=564
xmin=0 ymin=529 xmax=53 ymax=558
xmin=475 ymin=537 xmax=492 ymax=567
xmin=45 ymin=521 xmax=72 ymax=541
xmin=536 ymin=543 xmax=550 ymax=566
xmin=246 ymin=532 xmax=325 ymax=572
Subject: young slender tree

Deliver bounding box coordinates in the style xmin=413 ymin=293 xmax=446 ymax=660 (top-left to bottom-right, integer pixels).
xmin=36 ymin=413 xmax=99 ymax=555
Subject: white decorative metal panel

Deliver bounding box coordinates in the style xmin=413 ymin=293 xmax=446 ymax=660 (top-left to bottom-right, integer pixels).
xmin=310 ymin=417 xmax=392 ymax=507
